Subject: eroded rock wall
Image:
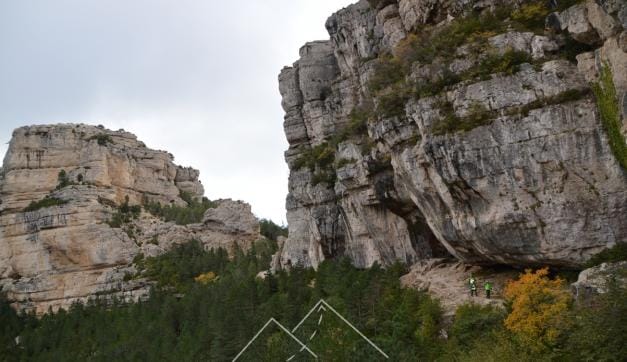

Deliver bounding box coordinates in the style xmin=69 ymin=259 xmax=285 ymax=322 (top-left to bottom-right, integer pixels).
xmin=277 ymin=0 xmax=627 ymax=269
xmin=0 ymin=124 xmax=260 ymax=313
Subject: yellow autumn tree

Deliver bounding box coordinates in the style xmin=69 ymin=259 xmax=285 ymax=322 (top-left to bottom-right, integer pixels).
xmin=194 ymin=271 xmax=217 ymax=285
xmin=503 ymin=267 xmax=572 ymax=349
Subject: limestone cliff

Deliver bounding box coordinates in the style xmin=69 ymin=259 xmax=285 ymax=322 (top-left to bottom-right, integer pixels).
xmin=276 ymin=0 xmax=627 ymax=269
xmin=0 ymin=124 xmax=261 ymax=313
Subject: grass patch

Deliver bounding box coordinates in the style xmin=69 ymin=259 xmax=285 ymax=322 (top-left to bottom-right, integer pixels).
xmin=432 ymin=100 xmax=493 ymax=135
xmin=23 ymin=196 xmax=67 ymax=212
xmin=506 ymin=88 xmax=591 ymax=117
xmin=592 ymin=65 xmax=626 ymax=170
xmin=511 ymin=3 xmax=549 ymax=32
xmin=461 ymin=49 xmax=532 ymax=81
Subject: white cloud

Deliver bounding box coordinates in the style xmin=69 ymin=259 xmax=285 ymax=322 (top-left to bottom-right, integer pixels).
xmin=0 ymin=0 xmax=357 ymax=223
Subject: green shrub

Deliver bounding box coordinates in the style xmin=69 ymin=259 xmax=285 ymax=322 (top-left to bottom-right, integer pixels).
xmin=511 ymin=3 xmax=549 ymax=32
xmin=0 ymin=293 xmax=24 ymax=358
xmin=585 ymin=243 xmax=627 ymax=268
xmin=431 ymin=99 xmax=459 ymax=135
xmin=87 ymin=134 xmax=113 ymax=146
xmin=144 ymin=193 xmax=217 ymax=226
xmin=451 ymin=304 xmax=506 ymax=347
xmin=414 ymin=69 xmax=461 ymax=98
xmin=564 ymin=277 xmax=627 ymax=361
xmin=345 ymin=105 xmax=370 ymax=137
xmin=428 ymin=11 xmax=508 ymax=60
xmin=23 ymin=196 xmax=67 ymax=212
xmin=311 ymin=170 xmax=337 ymax=186
xmin=107 ymin=196 xmax=141 ymax=228
xmin=375 ymin=85 xmax=411 ymax=118
xmin=432 ymin=101 xmax=495 ymax=135
xmin=293 ymin=142 xmax=335 ymax=171
xmin=368 ymin=55 xmax=405 ymax=93
xmin=259 ymin=219 xmax=288 ymax=241
xmin=592 ymin=65 xmax=626 ymax=170
xmin=56 ymin=169 xmax=71 ymax=189
xmin=462 ymin=49 xmax=532 ymax=81
xmin=140 ymin=240 xmax=231 ymax=291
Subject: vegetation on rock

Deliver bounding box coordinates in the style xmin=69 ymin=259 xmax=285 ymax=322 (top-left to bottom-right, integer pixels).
xmin=592 ymin=65 xmax=626 ymax=170
xmin=585 ymin=243 xmax=627 ymax=268
xmin=259 ymin=219 xmax=288 ymax=241
xmin=55 ymin=169 xmax=71 ymax=189
xmin=144 ymin=191 xmax=217 ymax=225
xmin=106 ymin=195 xmax=141 ymax=228
xmin=86 ymin=133 xmax=113 ymax=146
xmin=23 ymin=196 xmax=67 ymax=212
xmin=366 ymin=0 xmax=591 ymax=130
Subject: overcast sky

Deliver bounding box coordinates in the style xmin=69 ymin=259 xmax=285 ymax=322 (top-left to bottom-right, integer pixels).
xmin=0 ymin=0 xmax=356 ymax=224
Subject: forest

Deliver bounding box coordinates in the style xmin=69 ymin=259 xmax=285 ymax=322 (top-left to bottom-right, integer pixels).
xmin=1 ymin=238 xmax=625 ymax=361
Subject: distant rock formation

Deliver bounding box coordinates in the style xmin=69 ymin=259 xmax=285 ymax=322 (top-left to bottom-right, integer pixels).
xmin=0 ymin=124 xmax=261 ymax=314
xmin=276 ymin=0 xmax=626 ymax=269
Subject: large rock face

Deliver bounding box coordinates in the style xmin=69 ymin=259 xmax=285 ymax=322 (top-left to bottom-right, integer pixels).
xmin=0 ymin=124 xmax=261 ymax=313
xmin=277 ymin=0 xmax=627 ymax=269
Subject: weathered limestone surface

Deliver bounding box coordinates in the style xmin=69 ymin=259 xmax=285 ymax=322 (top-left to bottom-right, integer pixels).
xmin=277 ymin=0 xmax=627 ymax=269
xmin=0 ymin=124 xmax=260 ymax=313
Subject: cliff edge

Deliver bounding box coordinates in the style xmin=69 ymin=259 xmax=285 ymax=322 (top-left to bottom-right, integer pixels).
xmin=0 ymin=124 xmax=261 ymax=313
xmin=276 ymin=0 xmax=627 ymax=269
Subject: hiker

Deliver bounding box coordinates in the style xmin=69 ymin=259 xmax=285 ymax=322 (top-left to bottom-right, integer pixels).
xmin=484 ymin=281 xmax=493 ymax=299
xmin=469 ymin=275 xmax=478 ymax=297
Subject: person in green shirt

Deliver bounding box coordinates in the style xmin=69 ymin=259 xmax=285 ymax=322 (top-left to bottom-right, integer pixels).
xmin=484 ymin=281 xmax=493 ymax=299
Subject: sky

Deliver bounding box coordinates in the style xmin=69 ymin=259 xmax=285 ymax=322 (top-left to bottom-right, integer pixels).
xmin=0 ymin=0 xmax=356 ymax=224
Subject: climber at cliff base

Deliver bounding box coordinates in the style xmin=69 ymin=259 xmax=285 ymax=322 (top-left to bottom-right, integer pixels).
xmin=484 ymin=281 xmax=493 ymax=299
xmin=469 ymin=274 xmax=477 ymax=297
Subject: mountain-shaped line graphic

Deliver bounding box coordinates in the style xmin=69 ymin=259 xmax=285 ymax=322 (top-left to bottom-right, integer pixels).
xmin=232 ymin=299 xmax=389 ymax=361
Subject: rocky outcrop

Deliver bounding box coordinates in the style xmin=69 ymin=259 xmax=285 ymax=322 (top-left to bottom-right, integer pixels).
xmin=277 ymin=0 xmax=627 ymax=269
xmin=134 ymin=199 xmax=260 ymax=258
xmin=0 ymin=124 xmax=261 ymax=314
xmin=571 ymin=261 xmax=627 ymax=299
xmin=400 ymin=259 xmax=513 ymax=315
